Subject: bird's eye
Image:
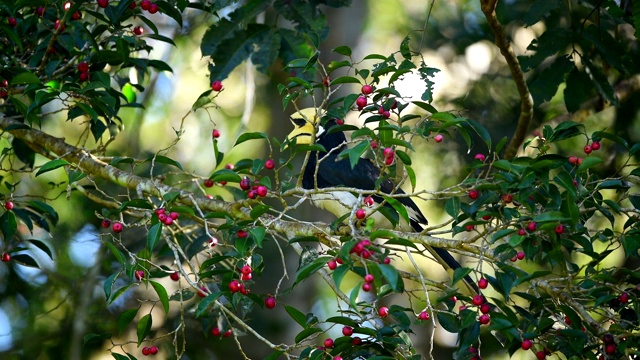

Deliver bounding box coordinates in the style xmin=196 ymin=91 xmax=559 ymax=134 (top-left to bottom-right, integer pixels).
xmin=290 ymin=117 xmax=307 ymax=127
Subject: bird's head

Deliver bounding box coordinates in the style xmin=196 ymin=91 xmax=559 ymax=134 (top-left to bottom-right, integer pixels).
xmin=286 ymin=107 xmax=326 ymax=146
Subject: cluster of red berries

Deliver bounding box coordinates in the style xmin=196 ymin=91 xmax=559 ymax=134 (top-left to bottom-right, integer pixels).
xmin=240 ymin=176 xmax=269 ymax=199
xmin=362 ymin=273 xmax=375 ymax=292
xmin=355 ymin=84 xmax=372 ymax=110
xmin=210 ymin=327 xmax=232 ymax=337
xmin=355 ymin=196 xmax=375 ymax=220
xmin=227 ymin=279 xmax=250 ymax=295
xmin=155 ymin=207 xmax=179 ymax=225
xmin=141 ymin=345 xmax=158 ymax=356
xmin=101 ymin=219 xmax=124 ymax=233
xmin=382 ymin=147 xmax=395 ymax=166
xmin=140 ymin=0 xmax=159 ymax=14
xmin=77 ymin=61 xmax=90 ymax=82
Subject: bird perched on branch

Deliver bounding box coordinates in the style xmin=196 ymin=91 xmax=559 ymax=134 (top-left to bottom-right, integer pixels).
xmin=286 ymin=107 xmax=477 ymax=294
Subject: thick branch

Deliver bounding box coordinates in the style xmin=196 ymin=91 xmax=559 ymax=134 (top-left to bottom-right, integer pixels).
xmin=481 ymin=0 xmax=534 ymax=159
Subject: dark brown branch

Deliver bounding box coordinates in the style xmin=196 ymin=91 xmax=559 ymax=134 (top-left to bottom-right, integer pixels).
xmin=481 ymin=0 xmax=534 ymax=159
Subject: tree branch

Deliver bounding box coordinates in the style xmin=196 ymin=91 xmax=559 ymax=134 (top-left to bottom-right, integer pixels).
xmin=481 ymin=0 xmax=534 ymax=159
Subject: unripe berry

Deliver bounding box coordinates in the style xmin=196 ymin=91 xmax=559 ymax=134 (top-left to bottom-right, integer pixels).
xmin=211 ymin=80 xmax=223 ymax=91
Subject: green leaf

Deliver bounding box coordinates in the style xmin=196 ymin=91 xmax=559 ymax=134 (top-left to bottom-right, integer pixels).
xmin=285 ymin=305 xmax=308 ymax=328
xmin=147 ymin=155 xmax=183 ymax=170
xmin=235 ymin=132 xmax=268 ymax=146
xmin=294 ymin=255 xmax=332 ymax=286
xmin=0 ymin=211 xmax=17 ymax=241
xmin=108 ymin=283 xmax=134 ymax=305
xmin=146 ymin=223 xmax=162 ymax=251
xmin=195 ymin=292 xmax=222 ymax=317
xmin=207 ymin=24 xmax=273 ymax=81
xmin=332 ymin=45 xmax=352 ymax=56
xmin=35 ymin=159 xmax=69 ymax=177
xmin=83 ymin=333 xmax=112 ymax=347
xmin=249 ymin=227 xmax=266 ymax=247
xmin=523 ymin=0 xmax=562 ymax=26
xmin=330 ymin=76 xmax=361 ymax=85
xmin=149 ymin=281 xmax=170 ymax=315
xmin=10 ymin=71 xmax=40 ymax=85
xmin=332 ymin=264 xmax=349 ymax=289
xmin=370 ymin=229 xmax=396 ymax=240
xmin=577 ymin=156 xmax=602 ymax=172
xmin=136 ymin=314 xmax=152 ymax=346
xmin=529 ymin=56 xmax=574 ymax=105
xmin=564 ymin=67 xmax=594 ymax=113
xmin=445 ymin=197 xmax=460 ymax=218
xmin=378 ymin=264 xmax=404 ymax=293
xmin=117 ymin=308 xmax=139 ymax=336
xmin=346 ymin=141 xmax=369 ymax=169
xmin=294 ymin=327 xmax=322 ymax=343
xmin=465 ymin=118 xmax=492 ymax=151
xmin=103 ymin=272 xmax=118 ymax=300
xmin=250 ymin=204 xmax=271 ymax=219
xmin=437 ymin=312 xmax=460 ymax=333
xmin=452 ymin=267 xmax=473 ymax=287
xmin=210 ymin=169 xmax=241 ymax=183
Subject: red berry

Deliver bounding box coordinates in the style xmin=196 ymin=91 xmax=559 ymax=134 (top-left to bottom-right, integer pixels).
xmin=133 ymin=26 xmax=143 ymax=35
xmin=527 ymin=221 xmax=537 ymax=232
xmin=474 ymin=153 xmax=486 ymax=162
xmin=521 ymin=339 xmax=532 ymax=350
xmin=584 ymin=145 xmax=592 ymax=154
xmin=98 ymin=0 xmax=109 ymax=8
xmin=465 ymin=224 xmax=475 ymax=231
xmin=7 ymin=17 xmax=17 ymax=27
xmin=265 ymin=159 xmax=275 ymax=169
xmin=148 ymin=3 xmax=158 ymax=13
xmin=468 ymin=189 xmax=479 ymax=200
xmin=555 ymin=224 xmax=565 ymax=234
xmin=323 ymin=338 xmax=334 ymax=348
xmin=211 ymin=80 xmax=223 ymax=91
xmin=101 ymin=219 xmax=111 ymax=228
xmin=0 ymin=90 xmax=7 ymax=99
xmin=478 ymin=278 xmax=488 ymax=289
xmin=619 ymin=292 xmax=630 ymax=303
xmin=79 ymin=72 xmax=90 ymax=82
xmin=212 ymin=129 xmax=220 ymax=138
xmin=355 ymin=95 xmax=367 ymax=109
xmin=129 ymin=1 xmax=136 ymax=8
xmin=170 ymin=271 xmax=180 ymax=281
xmin=142 ymin=346 xmax=150 ymax=355
xmin=482 ymin=215 xmax=491 ymax=220
xmin=322 ymin=77 xmax=330 ymax=87
xmin=135 ymin=270 xmax=145 ymax=280
xmin=383 ymin=147 xmax=394 ymax=158
xmin=564 ymin=315 xmax=572 ymax=325
xmin=256 ymin=185 xmax=268 ymax=197
xmin=158 ymin=213 xmax=167 ymax=223
xmin=480 ymin=303 xmax=491 ymax=314
xmin=536 ymin=351 xmax=546 ymax=360
xmin=472 ymin=295 xmax=484 ymax=306
xmin=378 ymin=306 xmax=389 ymax=317
xmin=502 ymin=193 xmax=513 ymax=203
xmin=237 ymin=230 xmax=248 ymax=238
xmin=370 ymin=140 xmax=378 ymax=149
xmin=4 ymin=201 xmax=14 ymax=210
xmin=434 ymin=134 xmax=443 ymax=143
xmin=71 ymin=11 xmax=82 ymax=20
xmin=78 ymin=62 xmax=89 ymax=73
xmin=605 ymin=344 xmax=616 ymax=354
xmin=517 ymin=251 xmax=525 ymax=260
xmin=342 ymin=326 xmax=353 ymax=336
xmin=361 ymin=84 xmax=373 ymax=95
xmin=247 ymin=190 xmax=257 ymax=199
xmin=418 ymin=311 xmax=430 ymax=320
xmin=228 ymin=280 xmax=241 ymax=293
xmin=362 ymin=282 xmax=372 ymax=292
xmin=140 ymin=0 xmax=151 ymax=9
xmin=163 ymin=217 xmax=173 ymax=225
xmin=223 ymin=329 xmax=232 ymax=337
xmin=450 ymin=296 xmax=457 ymax=303
xmin=577 ymin=157 xmax=583 ymax=165
xmin=240 ymin=177 xmax=251 ymax=190
xmin=241 ymin=265 xmax=252 ymax=275
xmin=0 ymin=79 xmax=7 ymax=87
xmin=264 ymin=296 xmax=276 ymax=309
xmin=383 ymin=257 xmax=391 ymax=264
xmin=1 ymin=253 xmax=10 ymax=262
xmin=355 ymin=209 xmax=366 ymax=219
xmin=518 ymin=228 xmax=527 ymax=236
xmin=364 ymin=274 xmax=374 ymax=283
xmin=603 ymin=334 xmax=614 ymax=344
xmin=384 ymin=156 xmax=394 ymax=166
xmin=112 ymin=222 xmax=123 ymax=233
xmin=35 ymin=7 xmax=45 ymax=16
xmin=53 ymin=19 xmax=65 ymax=31
xmin=478 ymin=314 xmax=490 ymax=325
xmin=211 ymin=327 xmax=221 ymax=336
xmin=148 ymin=346 xmax=158 ymax=355
xmin=327 ymin=259 xmax=337 ymax=270
xmin=591 ymin=141 xmax=600 ymax=150
xmin=335 ymin=118 xmax=344 ymax=125
xmin=568 ymin=156 xmax=578 ymax=165
xmin=169 ymin=212 xmax=179 ymax=220
xmin=241 ymin=272 xmax=252 ymax=281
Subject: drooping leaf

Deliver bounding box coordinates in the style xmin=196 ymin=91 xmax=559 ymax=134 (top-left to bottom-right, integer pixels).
xmin=136 ymin=314 xmax=152 ymax=346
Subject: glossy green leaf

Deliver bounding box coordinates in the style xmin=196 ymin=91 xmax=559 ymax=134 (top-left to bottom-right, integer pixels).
xmin=0 ymin=211 xmax=17 ymax=241
xmin=136 ymin=314 xmax=152 ymax=345
xmin=150 ymin=281 xmax=170 ymax=315
xmin=235 ymin=132 xmax=268 ymax=146
xmin=117 ymin=308 xmax=139 ymax=336
xmin=285 ymin=305 xmax=308 ymax=328
xmin=35 ymin=159 xmax=69 ymax=177
xmin=146 ymin=223 xmax=162 ymax=251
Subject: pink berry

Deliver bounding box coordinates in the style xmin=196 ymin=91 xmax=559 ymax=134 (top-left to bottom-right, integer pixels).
xmin=323 ymin=338 xmax=334 ymax=348
xmin=364 ymin=274 xmax=374 ymax=283
xmin=518 ymin=228 xmax=527 ymax=236
xmin=418 ymin=311 xmax=430 ymax=320
xmin=211 ymin=80 xmax=223 ymax=91
xmin=112 ymin=222 xmax=123 ymax=233
xmin=135 ymin=270 xmax=145 ymax=280
xmin=383 ymin=147 xmax=394 ymax=158
xmin=148 ymin=3 xmax=158 ymax=13
xmin=521 ymin=339 xmax=532 ymax=350
xmin=591 ymin=141 xmax=600 ymax=150
xmin=342 ymin=326 xmax=353 ymax=336
xmin=355 ymin=96 xmax=367 ymax=109
xmin=355 ymin=209 xmax=366 ymax=219
xmin=378 ymin=306 xmax=389 ymax=317
xmin=212 ymin=129 xmax=220 ymax=138
xmin=517 ymin=251 xmax=525 ymax=260
xmin=555 ymin=224 xmax=565 ymax=234
xmin=142 ymin=347 xmax=150 ymax=355
xmin=361 ymin=84 xmax=373 ymax=95
xmin=265 ymin=296 xmax=276 ymax=309
xmin=434 ymin=134 xmax=443 ymax=143
xmin=370 ymin=140 xmax=378 ymax=149
xmin=478 ymin=314 xmax=490 ymax=325
xmin=472 ymin=295 xmax=484 ymax=306
xmin=256 ymin=185 xmax=268 ymax=197
xmin=241 ymin=265 xmax=252 ymax=275
xmin=468 ymin=189 xmax=479 ymax=200
xmin=35 ymin=7 xmax=45 ymax=16
xmin=568 ymin=156 xmax=578 ymax=165
xmin=240 ymin=177 xmax=251 ymax=190
xmin=474 ymin=153 xmax=486 ymax=162
xmin=527 ymin=221 xmax=537 ymax=232
xmin=4 ymin=201 xmax=14 ymax=210
xmin=140 ymin=0 xmax=151 ymax=10
xmin=584 ymin=145 xmax=592 ymax=154
xmin=478 ymin=278 xmax=488 ymax=289
xmin=480 ymin=303 xmax=491 ymax=314
xmin=327 ymin=259 xmax=337 ymax=270
xmin=362 ymin=282 xmax=371 ymax=292
xmin=265 ymin=159 xmax=275 ymax=169
xmin=536 ymin=351 xmax=546 ymax=360
xmin=148 ymin=346 xmax=158 ymax=355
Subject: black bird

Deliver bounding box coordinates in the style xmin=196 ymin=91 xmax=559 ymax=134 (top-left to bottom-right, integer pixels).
xmin=287 ymin=108 xmax=476 ymax=293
